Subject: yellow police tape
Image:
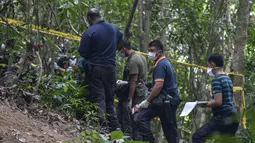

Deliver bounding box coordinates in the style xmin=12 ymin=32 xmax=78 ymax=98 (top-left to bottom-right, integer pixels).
xmin=1 ymin=17 xmax=246 ymax=129
xmin=0 ymin=18 xmax=81 ymax=41
xmin=136 ymin=51 xmax=244 ymax=77
xmin=233 ymin=86 xmax=246 ymax=129
xmin=0 ymin=17 xmax=245 ymax=77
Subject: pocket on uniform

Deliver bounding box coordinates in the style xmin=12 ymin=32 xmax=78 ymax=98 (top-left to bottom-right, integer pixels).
xmin=135 ymin=83 xmax=148 ymax=97
xmin=170 ymin=97 xmax=180 ymax=108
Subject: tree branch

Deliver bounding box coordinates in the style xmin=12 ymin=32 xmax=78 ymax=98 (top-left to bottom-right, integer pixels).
xmin=154 ymin=18 xmax=179 ymax=39
xmin=0 ymin=15 xmax=29 ymax=43
xmin=0 ymin=0 xmax=12 ymax=14
xmin=124 ymin=0 xmax=138 ymax=39
xmin=68 ymin=19 xmax=82 ymax=36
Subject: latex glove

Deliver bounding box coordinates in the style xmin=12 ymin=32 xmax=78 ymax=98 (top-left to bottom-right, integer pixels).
xmin=54 ymin=62 xmax=59 ymax=70
xmin=127 ymin=100 xmax=132 ymax=110
xmin=116 ymin=80 xmax=128 ymax=85
xmin=69 ymin=58 xmax=77 ymax=66
xmin=66 ymin=67 xmax=73 ymax=72
xmin=139 ymin=100 xmax=150 ymax=109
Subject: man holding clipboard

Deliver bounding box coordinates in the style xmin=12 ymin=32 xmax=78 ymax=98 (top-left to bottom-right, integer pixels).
xmin=192 ymin=54 xmax=239 ymax=143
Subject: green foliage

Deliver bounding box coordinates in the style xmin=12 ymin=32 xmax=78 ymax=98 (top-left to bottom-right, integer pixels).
xmin=66 ymin=130 xmax=145 ymax=143
xmin=39 ymin=71 xmax=99 ymax=124
xmin=110 ymin=131 xmax=124 ymax=140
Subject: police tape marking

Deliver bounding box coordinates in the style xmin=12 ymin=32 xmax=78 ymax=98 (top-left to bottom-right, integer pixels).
xmin=0 ymin=18 xmax=81 ymax=41
xmin=0 ymin=17 xmax=245 ymax=77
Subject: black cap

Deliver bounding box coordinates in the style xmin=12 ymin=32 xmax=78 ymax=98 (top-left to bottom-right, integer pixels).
xmin=123 ymin=40 xmax=131 ymax=49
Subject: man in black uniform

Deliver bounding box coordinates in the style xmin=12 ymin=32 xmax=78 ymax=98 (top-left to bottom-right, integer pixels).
xmin=138 ymin=40 xmax=181 ymax=143
xmin=78 ymin=8 xmax=123 ymax=131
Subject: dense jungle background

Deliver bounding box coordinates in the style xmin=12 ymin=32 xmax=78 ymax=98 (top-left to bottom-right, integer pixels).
xmin=0 ymin=0 xmax=254 ymax=143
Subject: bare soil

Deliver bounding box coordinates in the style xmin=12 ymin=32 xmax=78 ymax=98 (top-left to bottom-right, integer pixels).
xmin=0 ymin=86 xmax=81 ymax=143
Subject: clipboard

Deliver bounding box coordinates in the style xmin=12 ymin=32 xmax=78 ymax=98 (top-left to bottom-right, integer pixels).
xmin=180 ymin=101 xmax=209 ymax=117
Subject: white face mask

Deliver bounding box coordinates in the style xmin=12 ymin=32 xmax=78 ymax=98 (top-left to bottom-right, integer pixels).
xmin=207 ymin=68 xmax=215 ymax=77
xmin=119 ymin=50 xmax=126 ymax=58
xmin=148 ymin=52 xmax=156 ymax=60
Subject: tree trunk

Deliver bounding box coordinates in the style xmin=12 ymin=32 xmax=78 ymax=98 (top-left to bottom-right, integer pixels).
xmin=138 ymin=0 xmax=153 ymax=52
xmin=225 ymin=0 xmax=234 ymax=72
xmin=144 ymin=0 xmax=153 ymax=51
xmin=138 ymin=0 xmax=145 ymax=52
xmin=232 ymin=0 xmax=251 ymax=129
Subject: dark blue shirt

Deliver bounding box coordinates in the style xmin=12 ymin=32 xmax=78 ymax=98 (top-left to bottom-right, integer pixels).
xmin=211 ymin=74 xmax=237 ymax=116
xmin=78 ymin=20 xmax=123 ymax=68
xmin=153 ymin=56 xmax=179 ymax=96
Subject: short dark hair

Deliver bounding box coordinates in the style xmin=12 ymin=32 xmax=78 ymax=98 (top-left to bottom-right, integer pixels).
xmin=148 ymin=40 xmax=164 ymax=52
xmin=123 ymin=40 xmax=131 ymax=49
xmin=87 ymin=8 xmax=101 ymax=20
xmin=208 ymin=53 xmax=224 ymax=67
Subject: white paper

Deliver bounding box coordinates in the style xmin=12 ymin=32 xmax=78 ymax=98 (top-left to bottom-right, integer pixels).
xmin=180 ymin=101 xmax=198 ymax=117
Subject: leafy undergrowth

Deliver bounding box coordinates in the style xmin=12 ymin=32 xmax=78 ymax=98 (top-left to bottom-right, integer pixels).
xmin=0 ymin=71 xmax=146 ymax=143
xmin=65 ymin=130 xmax=146 ymax=143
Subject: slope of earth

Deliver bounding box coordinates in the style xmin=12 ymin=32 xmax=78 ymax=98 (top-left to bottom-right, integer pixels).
xmin=0 ymin=86 xmax=81 ymax=143
xmin=0 ymin=102 xmax=78 ymax=143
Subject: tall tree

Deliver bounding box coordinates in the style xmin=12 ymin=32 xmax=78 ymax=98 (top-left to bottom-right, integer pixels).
xmin=138 ymin=0 xmax=154 ymax=52
xmin=231 ymin=0 xmax=252 ymax=129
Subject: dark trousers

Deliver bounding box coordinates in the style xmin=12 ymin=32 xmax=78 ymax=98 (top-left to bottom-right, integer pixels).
xmin=137 ymin=104 xmax=179 ymax=143
xmin=84 ymin=64 xmax=119 ymax=131
xmin=117 ymin=101 xmax=142 ymax=140
xmin=192 ymin=114 xmax=239 ymax=143
xmin=117 ymin=101 xmax=132 ymax=136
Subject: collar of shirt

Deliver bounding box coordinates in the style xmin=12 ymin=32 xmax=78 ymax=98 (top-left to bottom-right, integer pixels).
xmin=154 ymin=56 xmax=166 ymax=68
xmin=92 ymin=19 xmax=105 ymax=26
xmin=126 ymin=51 xmax=136 ymax=62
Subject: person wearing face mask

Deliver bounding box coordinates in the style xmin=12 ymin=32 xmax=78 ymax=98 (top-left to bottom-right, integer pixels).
xmin=192 ymin=53 xmax=239 ymax=143
xmin=137 ymin=40 xmax=180 ymax=143
xmin=116 ymin=40 xmax=148 ymax=139
xmin=78 ymin=8 xmax=123 ymax=132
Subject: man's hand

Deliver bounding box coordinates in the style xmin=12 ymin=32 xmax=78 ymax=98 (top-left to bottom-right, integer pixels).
xmin=139 ymin=100 xmax=150 ymax=109
xmin=127 ymin=100 xmax=132 ymax=110
xmin=54 ymin=62 xmax=59 ymax=70
xmin=207 ymin=93 xmax=222 ymax=107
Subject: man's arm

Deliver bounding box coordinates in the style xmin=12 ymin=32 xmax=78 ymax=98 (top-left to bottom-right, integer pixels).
xmin=207 ymin=93 xmax=222 ymax=107
xmin=147 ymin=81 xmax=164 ymax=102
xmin=207 ymin=78 xmax=223 ymax=107
xmin=147 ymin=64 xmax=166 ymax=102
xmin=127 ymin=61 xmax=139 ymax=101
xmin=128 ymin=74 xmax=138 ymax=101
xmin=78 ymin=32 xmax=91 ymax=58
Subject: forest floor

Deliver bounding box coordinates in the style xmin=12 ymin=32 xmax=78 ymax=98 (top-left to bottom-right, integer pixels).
xmin=0 ymin=86 xmax=81 ymax=143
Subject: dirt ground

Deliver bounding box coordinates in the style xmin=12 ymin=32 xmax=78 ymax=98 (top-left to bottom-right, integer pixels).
xmin=0 ymin=85 xmax=82 ymax=143
xmin=0 ymin=102 xmax=81 ymax=143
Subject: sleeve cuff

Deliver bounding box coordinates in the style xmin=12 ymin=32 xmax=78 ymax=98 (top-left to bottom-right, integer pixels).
xmin=155 ymin=78 xmax=164 ymax=82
